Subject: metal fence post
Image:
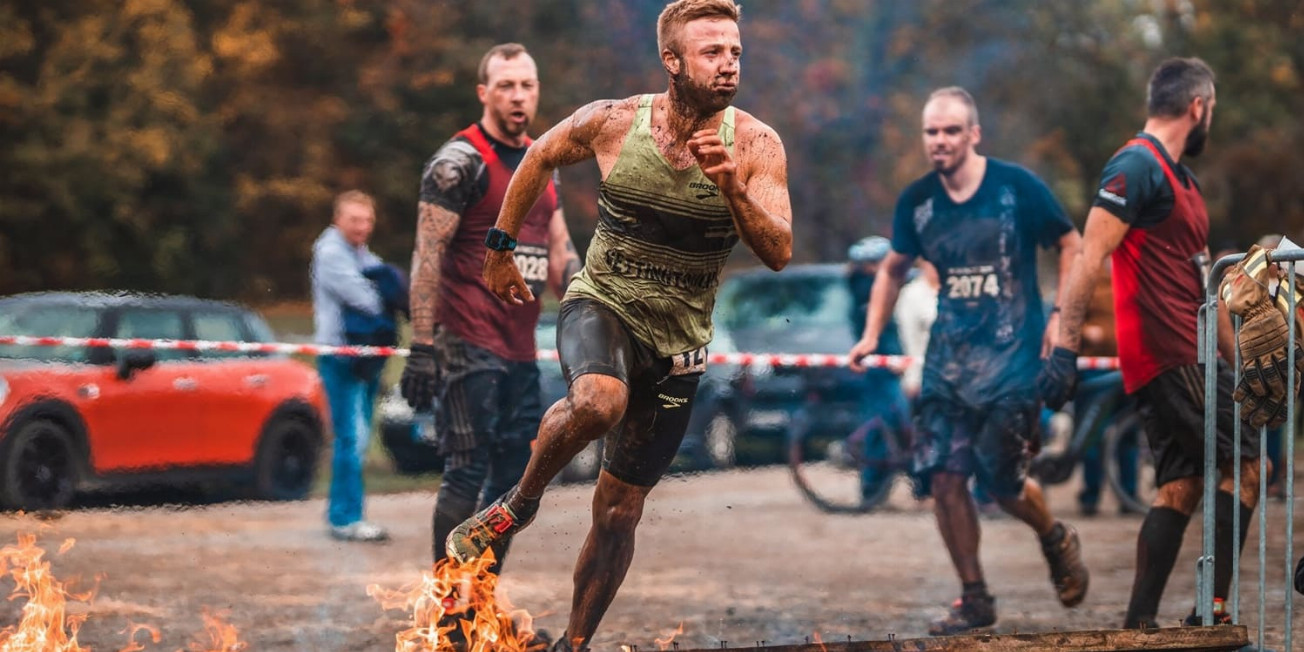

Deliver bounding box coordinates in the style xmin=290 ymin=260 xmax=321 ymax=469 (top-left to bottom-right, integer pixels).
xmin=1213 ymin=248 xmax=1302 ymax=650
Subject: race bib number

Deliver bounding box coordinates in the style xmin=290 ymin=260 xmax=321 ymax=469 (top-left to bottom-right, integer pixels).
xmin=944 ymin=265 xmax=1001 ymax=300
xmin=670 ymin=346 xmax=707 ymax=376
xmin=513 ymin=244 xmax=549 ymax=297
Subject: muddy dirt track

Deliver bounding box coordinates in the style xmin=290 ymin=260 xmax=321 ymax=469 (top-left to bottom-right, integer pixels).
xmin=1 ymin=465 xmax=1300 ymax=651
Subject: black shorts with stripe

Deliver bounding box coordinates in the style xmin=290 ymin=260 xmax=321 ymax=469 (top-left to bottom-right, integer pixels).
xmin=433 ymin=329 xmax=543 ymax=472
xmin=557 ymin=298 xmax=702 ymax=487
xmin=1135 ymin=360 xmax=1260 ymax=487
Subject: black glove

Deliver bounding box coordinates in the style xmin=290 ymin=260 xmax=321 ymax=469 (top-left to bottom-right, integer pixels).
xmin=400 ymin=343 xmax=439 ymax=411
xmin=1038 ymin=346 xmax=1079 ymax=410
xmin=1295 ymin=555 xmax=1304 ymax=595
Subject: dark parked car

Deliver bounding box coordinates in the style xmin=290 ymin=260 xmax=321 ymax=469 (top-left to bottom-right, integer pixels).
xmin=379 ymin=315 xmax=742 ymax=479
xmin=0 ymin=292 xmax=329 ymax=510
xmin=712 ymin=263 xmax=873 ymax=464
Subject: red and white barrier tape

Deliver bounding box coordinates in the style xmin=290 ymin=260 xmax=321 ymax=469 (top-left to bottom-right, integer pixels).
xmin=0 ymin=335 xmax=1120 ymax=370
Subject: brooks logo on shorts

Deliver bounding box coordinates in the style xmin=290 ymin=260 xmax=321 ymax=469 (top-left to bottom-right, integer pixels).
xmin=658 ymin=393 xmax=689 ymax=409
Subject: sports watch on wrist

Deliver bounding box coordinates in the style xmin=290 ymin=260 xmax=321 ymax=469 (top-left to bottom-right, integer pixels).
xmin=484 ymin=227 xmax=518 ymax=252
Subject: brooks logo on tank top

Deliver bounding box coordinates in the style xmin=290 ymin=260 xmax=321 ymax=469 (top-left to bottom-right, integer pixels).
xmin=565 ymin=94 xmax=739 ymax=357
xmin=1112 ymin=137 xmax=1208 ymax=393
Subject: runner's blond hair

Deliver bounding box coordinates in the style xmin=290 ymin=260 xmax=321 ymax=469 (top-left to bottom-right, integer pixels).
xmin=657 ymin=0 xmax=742 ymax=57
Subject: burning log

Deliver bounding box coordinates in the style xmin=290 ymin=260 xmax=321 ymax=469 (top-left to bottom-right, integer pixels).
xmin=673 ymin=626 xmax=1250 ymax=652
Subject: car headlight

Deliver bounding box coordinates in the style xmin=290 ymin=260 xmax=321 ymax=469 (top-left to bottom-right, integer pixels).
xmin=0 ymin=377 xmax=8 ymax=408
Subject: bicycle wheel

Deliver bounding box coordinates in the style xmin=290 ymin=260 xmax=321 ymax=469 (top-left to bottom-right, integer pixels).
xmin=1104 ymin=411 xmax=1155 ymax=515
xmin=787 ymin=418 xmax=895 ymax=514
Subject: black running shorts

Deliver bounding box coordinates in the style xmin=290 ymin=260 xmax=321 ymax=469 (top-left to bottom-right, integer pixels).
xmin=1134 ymin=361 xmax=1260 ymax=488
xmin=912 ymin=393 xmax=1040 ymax=499
xmin=556 ymin=298 xmax=703 ymax=487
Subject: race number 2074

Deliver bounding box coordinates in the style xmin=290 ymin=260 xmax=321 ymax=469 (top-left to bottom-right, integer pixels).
xmin=945 ymin=265 xmax=1000 ymax=299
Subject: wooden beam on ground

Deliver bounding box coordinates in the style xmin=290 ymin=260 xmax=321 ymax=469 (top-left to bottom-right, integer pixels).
xmin=677 ymin=625 xmax=1249 ymax=652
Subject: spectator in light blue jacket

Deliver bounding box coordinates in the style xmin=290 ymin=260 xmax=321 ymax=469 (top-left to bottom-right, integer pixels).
xmin=311 ymin=189 xmax=389 ymax=542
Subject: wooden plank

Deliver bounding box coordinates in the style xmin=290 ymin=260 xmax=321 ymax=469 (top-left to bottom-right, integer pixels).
xmin=676 ymin=626 xmax=1249 ymax=652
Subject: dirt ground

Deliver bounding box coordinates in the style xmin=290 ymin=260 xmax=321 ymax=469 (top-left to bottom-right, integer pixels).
xmin=1 ymin=465 xmax=1300 ymax=651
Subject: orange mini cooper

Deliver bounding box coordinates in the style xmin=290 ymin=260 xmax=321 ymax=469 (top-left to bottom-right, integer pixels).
xmin=0 ymin=292 xmax=329 ymax=510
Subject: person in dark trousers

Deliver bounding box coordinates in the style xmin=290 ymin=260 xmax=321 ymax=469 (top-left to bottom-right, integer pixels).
xmin=849 ymin=86 xmax=1087 ymax=636
xmin=398 ymin=43 xmax=580 ymax=572
xmin=1041 ymin=57 xmax=1270 ymax=630
xmin=1072 ymin=260 xmax=1140 ymax=516
xmin=846 ymin=235 xmax=908 ymax=502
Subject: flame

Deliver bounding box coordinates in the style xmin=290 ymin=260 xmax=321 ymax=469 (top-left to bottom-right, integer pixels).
xmin=811 ymin=631 xmax=828 ymax=651
xmin=0 ymin=533 xmax=247 ymax=652
xmin=116 ymin=622 xmax=161 ymax=652
xmin=654 ymin=622 xmax=684 ymax=650
xmin=368 ymin=550 xmax=545 ymax=652
xmin=183 ymin=609 xmax=246 ymax=652
xmin=0 ymin=534 xmax=96 ymax=652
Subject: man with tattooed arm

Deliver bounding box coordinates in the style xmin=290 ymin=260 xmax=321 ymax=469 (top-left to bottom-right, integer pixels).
xmin=399 ymin=43 xmax=580 ymax=573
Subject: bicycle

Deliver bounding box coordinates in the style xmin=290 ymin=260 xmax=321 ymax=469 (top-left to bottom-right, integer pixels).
xmin=1030 ymin=369 xmax=1155 ymax=515
xmin=788 ymin=369 xmax=1155 ymax=515
xmin=786 ymin=393 xmax=916 ymax=514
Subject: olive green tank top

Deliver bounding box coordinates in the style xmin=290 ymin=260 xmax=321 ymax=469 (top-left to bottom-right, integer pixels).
xmin=565 ymin=94 xmax=739 ymax=357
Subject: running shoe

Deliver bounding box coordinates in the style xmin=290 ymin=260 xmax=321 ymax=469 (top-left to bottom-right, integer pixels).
xmin=445 ymin=491 xmax=538 ymax=563
xmin=928 ymin=593 xmax=997 ymax=636
xmin=1041 ymin=522 xmax=1089 ymax=607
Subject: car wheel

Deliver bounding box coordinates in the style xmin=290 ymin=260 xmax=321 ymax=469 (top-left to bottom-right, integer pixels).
xmin=380 ymin=418 xmax=443 ymax=476
xmin=704 ymin=412 xmax=737 ymax=469
xmin=0 ymin=418 xmax=78 ymax=511
xmin=251 ymin=417 xmax=321 ymax=501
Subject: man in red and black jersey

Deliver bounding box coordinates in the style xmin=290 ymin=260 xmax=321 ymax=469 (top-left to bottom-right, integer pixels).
xmin=1042 ymin=58 xmax=1266 ymax=629
xmin=399 ymin=43 xmax=581 ymax=571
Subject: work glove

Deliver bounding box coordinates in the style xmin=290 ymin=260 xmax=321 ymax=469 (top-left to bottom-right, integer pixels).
xmin=1237 ymin=389 xmax=1290 ymax=429
xmin=400 ymin=343 xmax=439 ymax=411
xmin=1037 ymin=346 xmax=1079 ymax=410
xmin=1276 ymin=272 xmax=1304 ymax=415
xmin=1222 ymin=246 xmax=1291 ymax=404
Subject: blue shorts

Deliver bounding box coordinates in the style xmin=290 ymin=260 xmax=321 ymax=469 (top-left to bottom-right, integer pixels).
xmin=911 ymin=394 xmax=1040 ymax=498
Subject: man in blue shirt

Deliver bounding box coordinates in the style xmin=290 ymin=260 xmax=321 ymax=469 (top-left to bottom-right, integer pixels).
xmin=311 ymin=190 xmax=390 ymax=543
xmin=848 ymin=87 xmax=1087 ymax=635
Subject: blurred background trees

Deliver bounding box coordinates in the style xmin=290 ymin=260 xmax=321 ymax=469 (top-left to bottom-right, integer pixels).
xmin=1 ymin=0 xmax=1300 ymax=302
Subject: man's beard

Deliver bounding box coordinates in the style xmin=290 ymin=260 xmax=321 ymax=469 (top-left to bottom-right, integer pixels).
xmin=1183 ymin=109 xmax=1209 ymax=158
xmin=492 ymin=108 xmax=530 ymax=138
xmin=933 ymin=148 xmax=967 ymax=176
xmin=670 ymin=67 xmax=736 ymax=118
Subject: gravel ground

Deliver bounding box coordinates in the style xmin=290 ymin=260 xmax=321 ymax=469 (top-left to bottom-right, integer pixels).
xmin=0 ymin=464 xmax=1300 ymax=651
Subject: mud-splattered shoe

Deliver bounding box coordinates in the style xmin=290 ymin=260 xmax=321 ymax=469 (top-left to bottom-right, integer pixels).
xmin=549 ymin=631 xmax=589 ymax=652
xmin=1182 ymin=598 xmax=1232 ymax=626
xmin=928 ymin=593 xmax=996 ymax=636
xmin=1041 ymin=522 xmax=1089 ymax=607
xmin=445 ymin=490 xmax=538 ymax=563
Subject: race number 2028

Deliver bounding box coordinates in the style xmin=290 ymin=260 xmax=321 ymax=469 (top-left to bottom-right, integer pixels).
xmin=513 ymin=244 xmax=549 ymax=294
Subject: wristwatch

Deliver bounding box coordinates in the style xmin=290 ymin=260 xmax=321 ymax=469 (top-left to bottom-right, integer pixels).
xmin=484 ymin=227 xmax=518 ymax=252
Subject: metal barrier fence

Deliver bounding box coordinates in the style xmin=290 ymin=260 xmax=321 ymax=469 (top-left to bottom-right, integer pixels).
xmin=1202 ymin=249 xmax=1299 ymax=651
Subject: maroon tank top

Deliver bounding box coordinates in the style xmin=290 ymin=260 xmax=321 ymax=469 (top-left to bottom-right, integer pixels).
xmin=1111 ymin=137 xmax=1208 ymax=392
xmin=437 ymin=124 xmax=557 ymax=361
